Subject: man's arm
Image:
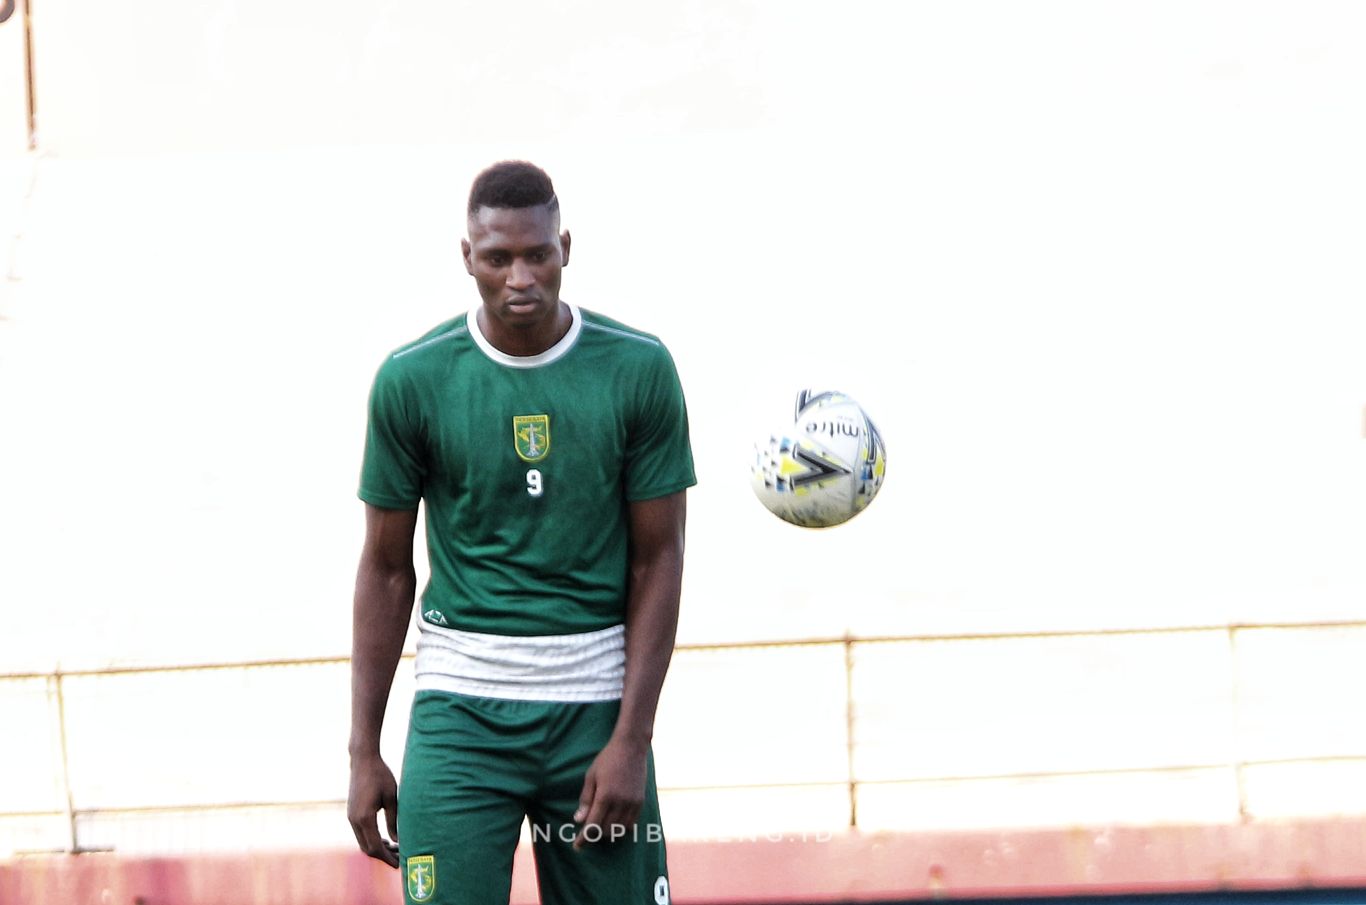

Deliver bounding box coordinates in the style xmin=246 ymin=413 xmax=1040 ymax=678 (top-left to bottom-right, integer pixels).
xmin=347 ymin=503 xmax=419 ymax=869
xmin=574 ymin=490 xmax=686 ymax=847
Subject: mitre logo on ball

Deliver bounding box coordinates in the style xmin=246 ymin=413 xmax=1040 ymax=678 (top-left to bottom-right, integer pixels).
xmin=751 ymin=389 xmax=887 ymax=528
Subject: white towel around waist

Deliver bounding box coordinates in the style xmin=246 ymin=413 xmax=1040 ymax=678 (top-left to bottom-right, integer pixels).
xmin=414 ymin=622 xmax=626 ymax=702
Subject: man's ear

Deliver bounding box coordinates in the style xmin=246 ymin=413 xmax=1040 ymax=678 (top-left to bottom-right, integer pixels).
xmin=461 ymin=238 xmax=474 ymax=275
xmin=560 ymin=230 xmax=571 ymax=267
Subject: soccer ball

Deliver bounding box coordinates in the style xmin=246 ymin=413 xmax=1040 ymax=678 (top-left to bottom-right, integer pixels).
xmin=751 ymin=390 xmax=887 ymax=528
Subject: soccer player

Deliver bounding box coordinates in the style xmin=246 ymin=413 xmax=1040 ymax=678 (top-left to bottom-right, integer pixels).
xmin=347 ymin=160 xmax=694 ymax=905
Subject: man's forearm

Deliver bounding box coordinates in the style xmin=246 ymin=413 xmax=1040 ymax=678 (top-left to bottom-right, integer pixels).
xmin=613 ymin=548 xmax=683 ymax=746
xmin=349 ymin=564 xmax=417 ymax=758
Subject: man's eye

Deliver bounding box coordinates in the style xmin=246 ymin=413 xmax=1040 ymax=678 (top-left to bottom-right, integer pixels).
xmin=529 ymin=251 xmax=549 ymax=263
xmin=487 ymin=255 xmax=508 ymax=266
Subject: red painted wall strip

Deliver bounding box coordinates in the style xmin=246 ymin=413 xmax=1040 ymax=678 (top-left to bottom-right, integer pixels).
xmin=4 ymin=819 xmax=1366 ymax=905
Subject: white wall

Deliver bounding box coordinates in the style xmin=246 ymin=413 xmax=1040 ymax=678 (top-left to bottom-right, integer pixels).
xmin=2 ymin=0 xmax=1365 ymax=855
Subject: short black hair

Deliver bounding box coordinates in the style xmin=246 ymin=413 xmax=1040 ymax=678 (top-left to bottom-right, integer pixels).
xmin=467 ymin=161 xmax=559 ymax=216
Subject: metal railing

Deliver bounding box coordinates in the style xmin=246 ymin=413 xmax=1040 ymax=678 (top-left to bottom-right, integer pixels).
xmin=3 ymin=619 xmax=1364 ymax=855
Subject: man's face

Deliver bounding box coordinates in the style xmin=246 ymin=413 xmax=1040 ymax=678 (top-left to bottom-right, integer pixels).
xmin=461 ymin=204 xmax=571 ymax=342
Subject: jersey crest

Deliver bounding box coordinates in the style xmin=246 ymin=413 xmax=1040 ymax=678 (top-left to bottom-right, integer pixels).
xmin=406 ymin=855 xmax=436 ymax=902
xmin=514 ymin=414 xmax=551 ymax=462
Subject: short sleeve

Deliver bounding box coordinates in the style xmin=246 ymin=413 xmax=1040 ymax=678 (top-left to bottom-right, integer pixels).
xmin=623 ymin=344 xmax=697 ymax=501
xmin=358 ymin=357 xmax=426 ymax=509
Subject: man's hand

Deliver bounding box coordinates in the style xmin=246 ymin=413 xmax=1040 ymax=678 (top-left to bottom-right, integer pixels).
xmin=348 ymin=754 xmax=400 ymax=868
xmin=573 ymin=736 xmax=649 ymax=849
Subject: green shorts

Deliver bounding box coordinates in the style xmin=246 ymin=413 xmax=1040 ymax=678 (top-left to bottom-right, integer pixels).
xmin=398 ymin=690 xmax=671 ymax=905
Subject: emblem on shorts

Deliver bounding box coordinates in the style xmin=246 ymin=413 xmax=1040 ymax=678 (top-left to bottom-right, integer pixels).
xmin=407 ymin=854 xmax=436 ymax=902
xmin=513 ymin=414 xmax=551 ymax=463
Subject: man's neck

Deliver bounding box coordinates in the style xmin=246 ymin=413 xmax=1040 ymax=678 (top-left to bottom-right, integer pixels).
xmin=478 ymin=301 xmax=573 ymax=357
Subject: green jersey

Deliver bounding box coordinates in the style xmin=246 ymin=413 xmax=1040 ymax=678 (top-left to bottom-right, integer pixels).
xmin=359 ymin=303 xmax=696 ymax=637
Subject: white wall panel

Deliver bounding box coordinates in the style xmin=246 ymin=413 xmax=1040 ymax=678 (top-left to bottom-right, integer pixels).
xmin=74 ymin=802 xmax=352 ymax=855
xmin=852 ymin=633 xmax=1236 ymax=781
xmin=0 ymin=814 xmax=68 ymax=857
xmin=1241 ymin=759 xmax=1366 ymax=821
xmin=659 ymin=784 xmax=848 ymax=841
xmin=654 ymin=644 xmax=849 ymax=788
xmin=1235 ymin=626 xmax=1366 ymax=762
xmin=856 ymin=768 xmax=1239 ymax=832
xmin=61 ymin=663 xmax=351 ymax=810
xmin=0 ymin=677 xmax=65 ymax=813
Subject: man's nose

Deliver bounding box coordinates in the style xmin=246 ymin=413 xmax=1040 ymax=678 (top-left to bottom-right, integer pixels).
xmin=507 ymin=259 xmax=535 ymax=290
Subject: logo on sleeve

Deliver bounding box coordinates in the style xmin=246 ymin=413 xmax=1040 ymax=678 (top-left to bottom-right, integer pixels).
xmin=513 ymin=414 xmax=551 ymax=463
xmin=407 ymin=854 xmax=436 ymax=902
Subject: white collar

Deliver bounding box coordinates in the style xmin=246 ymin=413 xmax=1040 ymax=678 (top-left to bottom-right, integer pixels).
xmin=468 ymin=302 xmax=582 ymax=368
